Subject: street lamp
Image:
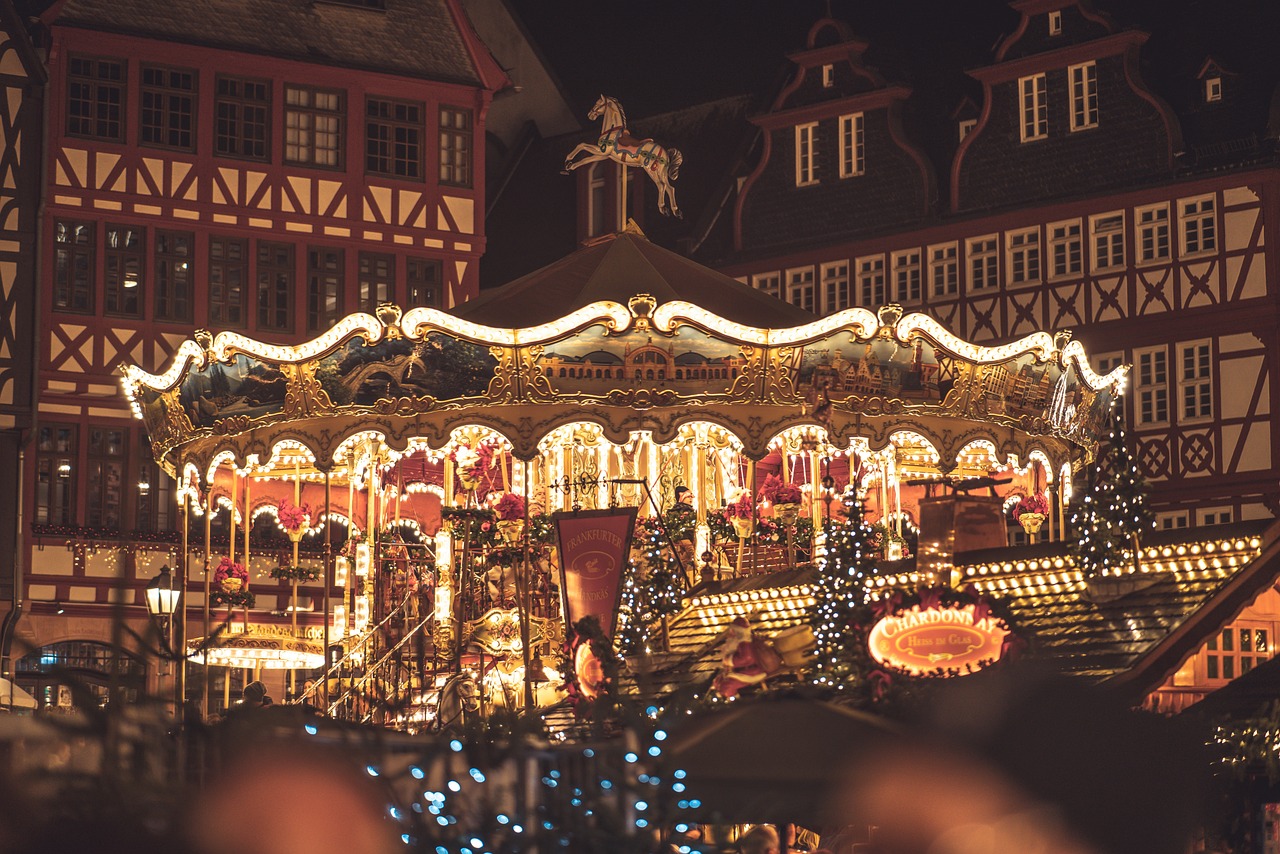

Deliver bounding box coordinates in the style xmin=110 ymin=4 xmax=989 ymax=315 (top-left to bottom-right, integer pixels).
xmin=145 ymin=565 xmax=181 ymax=620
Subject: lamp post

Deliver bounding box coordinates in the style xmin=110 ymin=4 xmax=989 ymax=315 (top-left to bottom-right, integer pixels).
xmin=145 ymin=565 xmax=180 ymax=708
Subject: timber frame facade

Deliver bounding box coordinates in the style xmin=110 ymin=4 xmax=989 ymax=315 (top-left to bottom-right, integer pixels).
xmin=5 ymin=0 xmax=506 ymax=708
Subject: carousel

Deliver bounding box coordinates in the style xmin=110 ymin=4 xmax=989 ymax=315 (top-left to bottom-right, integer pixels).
xmin=119 ymin=227 xmax=1123 ymax=726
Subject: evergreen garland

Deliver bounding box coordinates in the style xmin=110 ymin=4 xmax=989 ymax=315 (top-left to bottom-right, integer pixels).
xmin=808 ymin=487 xmax=875 ymax=692
xmin=1069 ymin=399 xmax=1155 ymax=576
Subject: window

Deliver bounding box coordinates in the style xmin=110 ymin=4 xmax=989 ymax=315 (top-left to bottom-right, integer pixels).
xmin=154 ymin=231 xmax=193 ymax=322
xmin=1093 ymin=352 xmax=1124 ymax=378
xmin=821 ymin=262 xmax=850 ymax=314
xmin=407 ymin=258 xmax=442 ymax=308
xmin=1205 ymin=77 xmax=1222 ymax=103
xmin=1135 ymin=347 xmax=1168 ymax=425
xmin=306 ymin=247 xmax=343 ymax=333
xmin=891 ymin=250 xmax=921 ymax=303
xmin=1137 ymin=205 xmax=1170 ymax=263
xmin=36 ymin=425 xmax=76 ymax=526
xmin=1048 ymin=221 xmax=1082 ymax=279
xmin=215 ymin=77 xmax=269 ymax=161
xmin=359 ymin=252 xmax=394 ymax=313
xmin=587 ymin=163 xmax=608 ymax=237
xmin=856 ymin=256 xmax=886 ymax=306
xmin=784 ymin=267 xmax=815 ymax=313
xmin=1007 ymin=228 xmax=1041 ymax=285
xmin=822 ymin=64 xmax=834 ymax=88
xmin=752 ymin=272 xmax=780 ymax=299
xmin=258 ymin=242 xmax=294 ymax=331
xmin=134 ymin=431 xmax=171 ymax=533
xmin=54 ymin=220 xmax=94 ymax=313
xmin=795 ymin=122 xmax=817 ymax=186
xmin=1180 ymin=196 xmax=1216 ymax=256
xmin=967 ymin=236 xmax=998 ymax=290
xmin=104 ymin=224 xmax=142 ymax=317
xmin=1201 ymin=509 xmax=1232 ymax=526
xmin=1048 ymin=10 xmax=1062 ymax=34
xmin=1090 ymin=213 xmax=1124 ymax=271
xmin=958 ymin=118 xmax=976 ymax=142
xmin=1205 ymin=623 xmax=1271 ymax=681
xmin=366 ymin=97 xmax=423 ymax=179
xmin=929 ymin=244 xmax=958 ymax=296
xmin=1156 ymin=511 xmax=1189 ymax=531
xmin=67 ymin=56 xmax=124 ymax=141
xmin=839 ymin=113 xmax=864 ymax=178
xmin=285 ymin=86 xmax=344 ymax=167
xmin=1019 ymin=74 xmax=1047 ymax=142
xmin=86 ymin=426 xmax=125 ymax=529
xmin=1179 ymin=341 xmax=1212 ymax=420
xmin=1069 ymin=62 xmax=1098 ymax=131
xmin=209 ymin=236 xmax=247 ymax=326
xmin=439 ymin=106 xmax=472 ymax=186
xmin=140 ymin=66 xmax=196 ymax=150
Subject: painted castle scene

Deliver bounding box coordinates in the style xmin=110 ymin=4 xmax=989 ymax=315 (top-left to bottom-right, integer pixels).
xmin=535 ymin=324 xmax=747 ymax=397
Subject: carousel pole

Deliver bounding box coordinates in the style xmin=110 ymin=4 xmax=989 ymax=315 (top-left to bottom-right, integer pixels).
xmin=176 ymin=490 xmax=189 ymax=724
xmin=322 ymin=470 xmax=332 ymax=713
xmin=517 ymin=457 xmax=534 ymax=713
xmin=290 ymin=458 xmax=301 ymax=699
xmin=202 ymin=482 xmax=212 ymax=718
xmin=242 ymin=472 xmax=251 ymax=689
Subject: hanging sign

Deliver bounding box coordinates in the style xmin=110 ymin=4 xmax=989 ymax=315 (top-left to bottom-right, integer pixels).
xmin=867 ymin=603 xmax=1009 ymax=676
xmin=554 ymin=507 xmax=638 ymax=640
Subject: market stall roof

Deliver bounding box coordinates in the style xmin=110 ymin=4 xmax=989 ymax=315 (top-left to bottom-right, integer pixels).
xmin=454 ymin=226 xmax=816 ymax=329
xmin=635 ymin=521 xmax=1277 ymax=700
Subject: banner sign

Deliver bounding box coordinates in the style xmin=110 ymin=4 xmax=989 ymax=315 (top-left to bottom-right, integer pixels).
xmin=554 ymin=507 xmax=638 ymax=639
xmin=867 ymin=603 xmax=1009 ymax=676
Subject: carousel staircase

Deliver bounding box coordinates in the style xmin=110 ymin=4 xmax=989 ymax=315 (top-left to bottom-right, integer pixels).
xmin=296 ymin=593 xmax=440 ymax=728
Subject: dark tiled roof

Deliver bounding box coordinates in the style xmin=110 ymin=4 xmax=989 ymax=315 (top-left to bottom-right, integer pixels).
xmin=453 ymin=230 xmax=815 ymax=329
xmin=621 ymin=522 xmax=1278 ymax=702
xmin=52 ymin=0 xmax=484 ymax=85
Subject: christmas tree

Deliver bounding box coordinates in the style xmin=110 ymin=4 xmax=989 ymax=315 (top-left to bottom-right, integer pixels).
xmin=809 ymin=486 xmax=875 ymax=691
xmin=616 ymin=518 xmax=686 ymax=656
xmin=1069 ymin=398 xmax=1154 ymax=576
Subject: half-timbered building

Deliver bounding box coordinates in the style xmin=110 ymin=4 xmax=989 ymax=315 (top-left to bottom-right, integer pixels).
xmin=10 ymin=0 xmax=506 ymax=707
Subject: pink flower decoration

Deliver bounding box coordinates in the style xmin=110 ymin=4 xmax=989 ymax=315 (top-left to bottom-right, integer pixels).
xmin=493 ymin=492 xmax=526 ymax=521
xmin=278 ymin=497 xmax=311 ymax=533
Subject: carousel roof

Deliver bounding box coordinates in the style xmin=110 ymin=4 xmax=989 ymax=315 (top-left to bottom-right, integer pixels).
xmin=637 ymin=521 xmax=1277 ymax=701
xmin=454 ymin=228 xmax=816 ymax=329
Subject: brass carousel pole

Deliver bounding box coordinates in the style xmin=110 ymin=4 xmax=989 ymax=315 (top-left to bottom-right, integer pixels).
xmin=176 ymin=489 xmax=189 ymax=723
xmin=322 ymin=470 xmax=332 ymax=713
xmin=202 ymin=481 xmax=212 ymax=718
xmin=518 ymin=457 xmax=534 ymax=712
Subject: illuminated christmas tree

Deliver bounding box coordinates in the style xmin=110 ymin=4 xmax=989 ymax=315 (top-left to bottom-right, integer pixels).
xmin=616 ymin=518 xmax=685 ymax=656
xmin=1070 ymin=399 xmax=1154 ymax=576
xmin=809 ymin=486 xmax=875 ymax=691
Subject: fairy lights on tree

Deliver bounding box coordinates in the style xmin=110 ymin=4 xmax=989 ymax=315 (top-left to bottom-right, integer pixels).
xmin=616 ymin=518 xmax=685 ymax=656
xmin=808 ymin=486 xmax=874 ymax=691
xmin=1069 ymin=398 xmax=1154 ymax=576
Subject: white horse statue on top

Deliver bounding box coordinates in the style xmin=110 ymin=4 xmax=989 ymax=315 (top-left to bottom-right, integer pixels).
xmin=563 ymin=94 xmax=683 ymax=219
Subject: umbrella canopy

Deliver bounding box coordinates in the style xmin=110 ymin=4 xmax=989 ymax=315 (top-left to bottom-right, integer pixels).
xmin=0 ymin=677 xmax=37 ymax=710
xmin=667 ymin=696 xmax=903 ymax=826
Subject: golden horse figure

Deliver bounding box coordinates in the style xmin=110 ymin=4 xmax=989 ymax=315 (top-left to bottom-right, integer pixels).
xmin=563 ymin=94 xmax=683 ymax=219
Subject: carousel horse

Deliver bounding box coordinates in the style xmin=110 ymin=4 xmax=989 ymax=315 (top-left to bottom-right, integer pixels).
xmin=563 ymin=94 xmax=683 ymax=219
xmin=433 ymin=672 xmax=480 ymax=731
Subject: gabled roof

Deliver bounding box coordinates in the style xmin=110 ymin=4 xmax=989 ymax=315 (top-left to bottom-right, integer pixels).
xmin=46 ymin=0 xmax=496 ymax=87
xmin=453 ymin=229 xmax=815 ymax=329
xmin=631 ymin=522 xmax=1277 ymax=701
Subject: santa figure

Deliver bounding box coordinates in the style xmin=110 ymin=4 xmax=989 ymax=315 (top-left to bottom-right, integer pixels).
xmin=713 ymin=616 xmax=782 ymax=698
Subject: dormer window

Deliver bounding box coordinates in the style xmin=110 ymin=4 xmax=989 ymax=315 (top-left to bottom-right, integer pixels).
xmin=958 ymin=118 xmax=976 ymax=142
xmin=1049 ymin=10 xmax=1062 ymax=35
xmin=822 ymin=64 xmax=834 ymax=88
xmin=1205 ymin=77 xmax=1222 ymax=102
xmin=795 ymin=122 xmax=817 ymax=186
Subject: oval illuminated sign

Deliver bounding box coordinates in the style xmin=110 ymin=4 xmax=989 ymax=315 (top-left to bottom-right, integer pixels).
xmin=867 ymin=603 xmax=1009 ymax=676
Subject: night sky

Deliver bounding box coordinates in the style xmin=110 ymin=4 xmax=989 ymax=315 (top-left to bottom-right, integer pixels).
xmin=505 ymin=0 xmax=1280 ymax=119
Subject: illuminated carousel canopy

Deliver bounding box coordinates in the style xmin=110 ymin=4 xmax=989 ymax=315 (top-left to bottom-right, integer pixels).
xmin=120 ymin=233 xmax=1123 ymax=482
xmin=189 ymin=630 xmax=326 ymax=670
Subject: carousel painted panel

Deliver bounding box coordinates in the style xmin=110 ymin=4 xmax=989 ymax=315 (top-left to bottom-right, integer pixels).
xmin=530 ymin=323 xmax=751 ymax=402
xmin=177 ymin=353 xmax=288 ymax=430
xmin=314 ymin=332 xmax=499 ymax=408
